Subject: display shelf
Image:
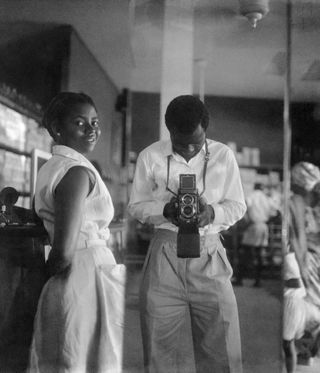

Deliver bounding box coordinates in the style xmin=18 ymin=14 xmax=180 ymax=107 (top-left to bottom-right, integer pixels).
xmin=239 ymin=164 xmax=282 ymax=199
xmin=0 ymin=98 xmax=52 ymax=209
xmin=19 ymin=191 xmax=31 ymax=197
xmin=0 ymin=142 xmax=31 ymax=157
xmin=0 ymin=89 xmax=42 ymax=123
xmin=0 ymin=224 xmax=47 ymax=238
xmin=240 ymin=164 xmax=283 ymax=171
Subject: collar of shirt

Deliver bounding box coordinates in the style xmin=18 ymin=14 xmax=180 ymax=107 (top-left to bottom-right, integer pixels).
xmin=52 ymin=145 xmax=89 ymax=164
xmin=160 ymin=139 xmax=207 ymax=163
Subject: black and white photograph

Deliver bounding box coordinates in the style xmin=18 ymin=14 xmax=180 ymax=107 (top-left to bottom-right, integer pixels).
xmin=0 ymin=1 xmax=320 ymax=372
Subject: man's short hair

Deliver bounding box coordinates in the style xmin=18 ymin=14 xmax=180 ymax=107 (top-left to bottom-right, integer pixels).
xmin=165 ymin=95 xmax=209 ymax=134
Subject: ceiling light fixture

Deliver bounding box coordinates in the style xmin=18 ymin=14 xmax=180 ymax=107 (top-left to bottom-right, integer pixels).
xmin=239 ymin=0 xmax=269 ymax=29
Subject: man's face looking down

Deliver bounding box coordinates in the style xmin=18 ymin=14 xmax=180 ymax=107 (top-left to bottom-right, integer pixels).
xmin=170 ymin=123 xmax=206 ymax=162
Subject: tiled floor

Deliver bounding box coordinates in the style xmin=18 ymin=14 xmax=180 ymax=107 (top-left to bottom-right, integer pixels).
xmin=233 ymin=278 xmax=283 ymax=373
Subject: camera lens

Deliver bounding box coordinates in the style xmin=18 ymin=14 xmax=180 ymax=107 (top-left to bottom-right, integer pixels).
xmin=182 ymin=194 xmax=194 ymax=205
xmin=182 ymin=205 xmax=194 ymax=217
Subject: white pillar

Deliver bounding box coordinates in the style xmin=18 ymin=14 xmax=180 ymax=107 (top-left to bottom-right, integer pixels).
xmin=160 ymin=0 xmax=195 ymax=140
xmin=195 ymin=58 xmax=207 ymax=102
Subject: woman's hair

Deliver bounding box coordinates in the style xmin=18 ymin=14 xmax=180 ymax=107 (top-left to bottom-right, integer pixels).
xmin=291 ymin=161 xmax=320 ymax=193
xmin=42 ymin=92 xmax=97 ymax=139
xmin=165 ymin=95 xmax=209 ymax=134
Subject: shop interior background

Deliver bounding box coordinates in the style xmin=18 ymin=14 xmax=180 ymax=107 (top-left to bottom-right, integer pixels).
xmin=1 ymin=1 xmax=320 ymax=372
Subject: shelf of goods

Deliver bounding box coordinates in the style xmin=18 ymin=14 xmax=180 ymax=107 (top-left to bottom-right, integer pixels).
xmin=240 ymin=164 xmax=282 ymax=197
xmin=0 ymin=100 xmax=52 ymax=208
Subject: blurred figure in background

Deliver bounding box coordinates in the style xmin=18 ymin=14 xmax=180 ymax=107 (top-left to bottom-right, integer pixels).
xmin=283 ymin=162 xmax=320 ymax=373
xmin=233 ymin=182 xmax=279 ymax=287
xmin=306 ymin=181 xmax=320 ymax=309
xmin=268 ymin=183 xmax=283 ymax=214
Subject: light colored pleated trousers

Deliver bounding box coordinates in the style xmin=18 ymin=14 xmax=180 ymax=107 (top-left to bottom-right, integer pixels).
xmin=139 ymin=229 xmax=242 ymax=373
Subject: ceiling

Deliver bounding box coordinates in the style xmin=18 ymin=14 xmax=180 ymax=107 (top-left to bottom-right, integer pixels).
xmin=0 ymin=0 xmax=320 ymax=102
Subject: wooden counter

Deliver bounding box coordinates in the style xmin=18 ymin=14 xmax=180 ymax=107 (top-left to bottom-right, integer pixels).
xmin=0 ymin=223 xmax=47 ymax=372
xmin=0 ymin=223 xmax=48 ymax=237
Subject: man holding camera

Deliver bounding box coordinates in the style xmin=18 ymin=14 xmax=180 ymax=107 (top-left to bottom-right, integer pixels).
xmin=128 ymin=95 xmax=246 ymax=373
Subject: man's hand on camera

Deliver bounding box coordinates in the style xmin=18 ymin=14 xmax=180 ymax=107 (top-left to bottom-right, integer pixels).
xmin=197 ymin=198 xmax=215 ymax=227
xmin=163 ymin=197 xmax=179 ymax=226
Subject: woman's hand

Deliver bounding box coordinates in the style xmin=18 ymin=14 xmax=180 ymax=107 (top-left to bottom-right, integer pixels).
xmin=46 ymin=251 xmax=72 ymax=279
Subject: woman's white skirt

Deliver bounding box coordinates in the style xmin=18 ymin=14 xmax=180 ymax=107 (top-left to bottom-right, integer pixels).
xmin=28 ymin=244 xmax=126 ymax=373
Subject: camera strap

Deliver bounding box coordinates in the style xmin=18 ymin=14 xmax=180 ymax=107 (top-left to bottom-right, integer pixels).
xmin=166 ymin=140 xmax=210 ymax=197
xmin=201 ymin=140 xmax=210 ymax=197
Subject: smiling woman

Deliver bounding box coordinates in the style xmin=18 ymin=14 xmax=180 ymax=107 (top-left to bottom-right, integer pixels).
xmin=28 ymin=92 xmax=126 ymax=373
xmin=56 ymin=103 xmax=100 ymax=153
xmin=42 ymin=92 xmax=101 ymax=155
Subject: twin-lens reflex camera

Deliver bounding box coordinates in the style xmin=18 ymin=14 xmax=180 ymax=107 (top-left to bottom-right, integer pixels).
xmin=176 ymin=174 xmax=200 ymax=258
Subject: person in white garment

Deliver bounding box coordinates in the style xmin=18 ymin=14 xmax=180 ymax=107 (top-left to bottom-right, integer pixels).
xmin=28 ymin=92 xmax=126 ymax=373
xmin=128 ymin=95 xmax=246 ymax=373
xmin=283 ymin=162 xmax=320 ymax=373
xmin=233 ymin=183 xmax=279 ymax=287
xmin=283 ymin=251 xmax=320 ymax=373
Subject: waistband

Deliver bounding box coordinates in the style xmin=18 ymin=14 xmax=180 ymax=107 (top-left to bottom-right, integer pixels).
xmin=77 ymin=238 xmax=108 ymax=251
xmin=154 ymin=228 xmax=221 ymax=247
xmin=74 ymin=238 xmax=117 ymax=266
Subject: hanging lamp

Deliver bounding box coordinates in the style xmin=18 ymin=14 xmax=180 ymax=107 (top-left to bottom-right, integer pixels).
xmin=239 ymin=0 xmax=269 ymax=28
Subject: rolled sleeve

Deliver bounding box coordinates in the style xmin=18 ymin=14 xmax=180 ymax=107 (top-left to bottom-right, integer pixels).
xmin=210 ymin=149 xmax=246 ymax=229
xmin=211 ymin=203 xmax=225 ymax=224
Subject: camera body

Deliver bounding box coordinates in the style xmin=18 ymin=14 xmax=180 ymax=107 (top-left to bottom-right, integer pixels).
xmin=177 ymin=174 xmax=200 ymax=258
xmin=177 ymin=174 xmax=199 ymax=224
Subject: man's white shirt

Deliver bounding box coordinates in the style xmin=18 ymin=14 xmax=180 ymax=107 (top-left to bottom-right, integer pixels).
xmin=128 ymin=139 xmax=246 ymax=235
